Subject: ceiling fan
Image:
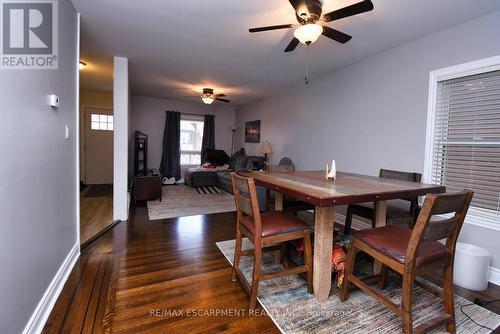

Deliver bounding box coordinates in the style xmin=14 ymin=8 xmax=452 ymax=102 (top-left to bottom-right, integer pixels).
xmin=249 ymin=0 xmax=374 ymax=52
xmin=196 ymin=88 xmax=230 ymax=104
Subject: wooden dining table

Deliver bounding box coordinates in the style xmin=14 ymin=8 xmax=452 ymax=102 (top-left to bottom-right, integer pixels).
xmin=239 ymin=170 xmax=445 ymax=302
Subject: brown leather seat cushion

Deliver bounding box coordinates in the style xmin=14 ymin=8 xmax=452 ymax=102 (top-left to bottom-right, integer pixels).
xmin=354 ymin=225 xmax=450 ymax=268
xmin=241 ymin=212 xmax=310 ymax=237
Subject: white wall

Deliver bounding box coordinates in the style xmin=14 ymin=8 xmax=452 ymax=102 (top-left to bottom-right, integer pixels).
xmin=113 ymin=57 xmax=130 ymax=221
xmin=235 ymin=12 xmax=500 ymax=272
xmin=131 ymin=96 xmax=236 ymax=170
xmin=0 ymin=1 xmax=79 ymax=332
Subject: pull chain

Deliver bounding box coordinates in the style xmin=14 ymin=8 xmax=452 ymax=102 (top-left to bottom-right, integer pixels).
xmin=305 ymin=46 xmax=311 ymax=85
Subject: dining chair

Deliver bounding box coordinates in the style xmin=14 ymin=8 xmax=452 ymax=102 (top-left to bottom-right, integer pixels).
xmin=264 ymin=157 xmax=315 ymax=214
xmin=230 ymin=172 xmax=313 ymax=309
xmin=343 ymin=169 xmax=422 ymax=235
xmin=340 ymin=190 xmax=473 ymax=334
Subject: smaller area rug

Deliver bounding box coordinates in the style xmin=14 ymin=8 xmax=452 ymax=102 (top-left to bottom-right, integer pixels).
xmin=216 ymin=239 xmax=500 ymax=334
xmin=147 ymin=184 xmax=235 ymax=220
xmin=195 ymin=186 xmax=223 ymax=195
xmin=84 ymin=184 xmax=113 ymax=197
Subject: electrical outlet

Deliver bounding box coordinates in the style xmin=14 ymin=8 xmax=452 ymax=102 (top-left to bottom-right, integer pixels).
xmin=65 ymin=125 xmax=70 ymax=139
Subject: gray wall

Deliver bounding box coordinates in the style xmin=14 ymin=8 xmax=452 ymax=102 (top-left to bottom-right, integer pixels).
xmin=235 ymin=12 xmax=500 ymax=269
xmin=0 ymin=0 xmax=78 ymax=332
xmin=131 ymin=95 xmax=236 ymax=170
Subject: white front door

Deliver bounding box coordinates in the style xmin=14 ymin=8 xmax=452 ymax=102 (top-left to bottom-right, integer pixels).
xmin=84 ymin=107 xmax=113 ymax=184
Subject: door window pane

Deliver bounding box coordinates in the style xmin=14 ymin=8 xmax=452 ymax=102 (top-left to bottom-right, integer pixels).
xmin=90 ymin=113 xmax=113 ymax=131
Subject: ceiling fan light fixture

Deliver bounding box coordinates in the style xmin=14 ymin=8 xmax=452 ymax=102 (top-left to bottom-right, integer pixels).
xmin=201 ymin=96 xmax=215 ymax=104
xmin=294 ymin=23 xmax=322 ymax=45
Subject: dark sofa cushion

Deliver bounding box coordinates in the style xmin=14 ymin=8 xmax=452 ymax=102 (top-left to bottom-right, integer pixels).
xmin=229 ymin=149 xmax=248 ymax=170
xmin=202 ymin=149 xmax=230 ymax=166
xmin=246 ymin=156 xmax=264 ymax=170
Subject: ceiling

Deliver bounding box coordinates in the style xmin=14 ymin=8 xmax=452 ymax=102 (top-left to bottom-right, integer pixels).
xmin=74 ymin=0 xmax=500 ymax=105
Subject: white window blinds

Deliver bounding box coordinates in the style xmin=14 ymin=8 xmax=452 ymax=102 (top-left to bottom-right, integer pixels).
xmin=431 ymin=69 xmax=500 ymax=227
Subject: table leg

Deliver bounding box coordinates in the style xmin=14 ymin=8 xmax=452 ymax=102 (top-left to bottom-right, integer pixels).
xmin=275 ymin=192 xmax=283 ymax=211
xmin=313 ymin=206 xmax=334 ymax=302
xmin=373 ymin=200 xmax=387 ymax=274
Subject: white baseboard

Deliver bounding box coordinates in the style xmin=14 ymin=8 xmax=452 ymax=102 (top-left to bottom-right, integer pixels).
xmin=489 ymin=267 xmax=500 ymax=286
xmin=22 ymin=243 xmax=80 ymax=334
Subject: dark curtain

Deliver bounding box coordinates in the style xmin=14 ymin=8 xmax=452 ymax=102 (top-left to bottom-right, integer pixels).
xmin=159 ymin=111 xmax=181 ymax=181
xmin=201 ymin=114 xmax=215 ymax=159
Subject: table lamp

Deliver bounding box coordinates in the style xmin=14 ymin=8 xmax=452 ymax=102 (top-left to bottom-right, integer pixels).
xmin=260 ymin=141 xmax=272 ymax=170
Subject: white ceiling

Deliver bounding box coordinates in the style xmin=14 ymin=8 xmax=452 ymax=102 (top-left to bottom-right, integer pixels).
xmin=74 ymin=0 xmax=500 ymax=105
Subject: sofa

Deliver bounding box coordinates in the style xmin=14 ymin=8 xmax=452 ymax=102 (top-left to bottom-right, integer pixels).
xmin=184 ymin=149 xmax=231 ymax=187
xmin=184 ymin=148 xmax=267 ymax=208
xmin=217 ymin=149 xmax=266 ymax=208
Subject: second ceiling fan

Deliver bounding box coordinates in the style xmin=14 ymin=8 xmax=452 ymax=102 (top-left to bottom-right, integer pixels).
xmin=249 ymin=0 xmax=374 ymax=52
xmin=196 ymin=88 xmax=230 ymax=105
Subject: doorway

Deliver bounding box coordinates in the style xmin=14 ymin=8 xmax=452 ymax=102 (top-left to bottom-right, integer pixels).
xmin=84 ymin=107 xmax=113 ymax=184
xmin=79 ymin=102 xmax=114 ymax=246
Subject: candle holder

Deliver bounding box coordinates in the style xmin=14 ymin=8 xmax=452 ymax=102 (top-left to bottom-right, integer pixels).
xmin=324 ymin=160 xmax=337 ymax=182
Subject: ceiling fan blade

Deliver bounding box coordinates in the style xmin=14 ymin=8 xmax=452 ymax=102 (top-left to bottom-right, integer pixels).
xmin=284 ymin=37 xmax=300 ymax=52
xmin=214 ymin=94 xmax=226 ymax=97
xmin=322 ymin=26 xmax=352 ymax=44
xmin=289 ymin=0 xmax=309 ymax=16
xmin=323 ymin=0 xmax=374 ymax=22
xmin=305 ymin=0 xmax=323 ymax=18
xmin=249 ymin=24 xmax=295 ymax=33
xmin=215 ymin=98 xmax=230 ymax=103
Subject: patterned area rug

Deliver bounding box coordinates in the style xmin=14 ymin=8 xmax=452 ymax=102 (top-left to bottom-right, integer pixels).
xmin=195 ymin=186 xmax=223 ymax=194
xmin=147 ymin=184 xmax=235 ymax=220
xmin=216 ymin=239 xmax=500 ymax=334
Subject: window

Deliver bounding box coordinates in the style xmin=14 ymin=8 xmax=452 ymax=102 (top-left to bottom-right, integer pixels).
xmin=425 ymin=59 xmax=500 ymax=230
xmin=91 ymin=114 xmax=113 ymax=131
xmin=180 ymin=118 xmax=204 ymax=166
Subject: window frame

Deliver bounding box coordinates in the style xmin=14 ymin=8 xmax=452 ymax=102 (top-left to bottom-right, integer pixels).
xmin=424 ymin=55 xmax=500 ymax=231
xmin=180 ymin=114 xmax=205 ymax=167
xmin=90 ymin=113 xmax=114 ymax=131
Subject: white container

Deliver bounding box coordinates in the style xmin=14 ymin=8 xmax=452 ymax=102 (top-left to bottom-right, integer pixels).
xmin=453 ymin=242 xmax=490 ymax=291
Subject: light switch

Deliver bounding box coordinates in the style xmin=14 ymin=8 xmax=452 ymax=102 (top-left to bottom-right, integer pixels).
xmin=65 ymin=125 xmax=70 ymax=139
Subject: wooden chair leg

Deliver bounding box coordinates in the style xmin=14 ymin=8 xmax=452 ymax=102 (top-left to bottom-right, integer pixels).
xmin=443 ymin=264 xmax=456 ymax=333
xmin=249 ymin=243 xmax=262 ymax=309
xmin=232 ymin=226 xmax=243 ymax=282
xmin=303 ymin=232 xmax=313 ymax=293
xmin=401 ymin=275 xmax=414 ymax=334
xmin=340 ymin=243 xmax=357 ymax=301
xmin=378 ymin=264 xmax=389 ymax=289
xmin=344 ymin=206 xmax=354 ymax=236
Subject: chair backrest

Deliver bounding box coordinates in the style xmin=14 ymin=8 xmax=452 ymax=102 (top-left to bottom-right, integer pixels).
xmin=379 ymin=169 xmax=422 ymax=225
xmin=379 ymin=168 xmax=421 ymax=183
xmin=279 ymin=157 xmax=294 ymax=166
xmin=230 ymin=173 xmax=262 ymax=234
xmin=406 ymin=190 xmax=473 ymax=267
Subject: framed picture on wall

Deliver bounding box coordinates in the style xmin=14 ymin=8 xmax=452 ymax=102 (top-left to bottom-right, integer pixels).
xmin=245 ymin=120 xmax=261 ymax=143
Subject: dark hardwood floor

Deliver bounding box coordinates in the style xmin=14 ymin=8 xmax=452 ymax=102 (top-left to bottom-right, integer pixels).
xmin=80 ymin=185 xmax=113 ymax=245
xmin=43 ymin=206 xmax=500 ymax=333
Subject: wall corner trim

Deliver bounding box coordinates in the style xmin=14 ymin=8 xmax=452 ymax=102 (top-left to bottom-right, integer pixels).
xmin=22 ymin=243 xmax=80 ymax=334
xmin=489 ymin=267 xmax=500 ymax=287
